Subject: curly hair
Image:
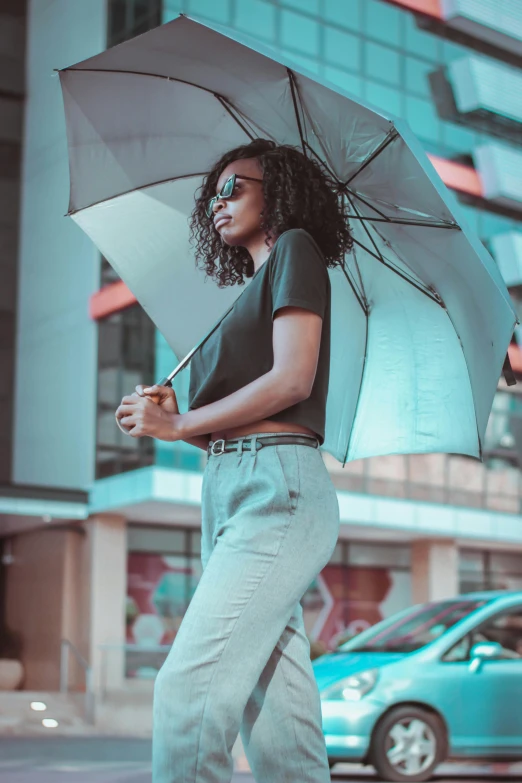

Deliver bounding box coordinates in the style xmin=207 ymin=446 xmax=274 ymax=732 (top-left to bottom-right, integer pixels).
xmin=189 ymin=138 xmax=353 ymax=288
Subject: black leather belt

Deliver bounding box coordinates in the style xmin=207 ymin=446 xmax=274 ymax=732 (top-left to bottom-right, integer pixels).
xmin=207 ymin=433 xmax=319 ymax=456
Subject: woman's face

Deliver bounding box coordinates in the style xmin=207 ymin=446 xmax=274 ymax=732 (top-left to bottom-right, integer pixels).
xmin=211 ymin=157 xmax=265 ymax=247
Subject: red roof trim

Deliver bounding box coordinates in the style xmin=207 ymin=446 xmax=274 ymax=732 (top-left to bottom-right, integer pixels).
xmin=427 ymin=154 xmax=484 ymax=198
xmin=89 ymin=279 xmax=137 ymax=320
xmin=384 ymin=0 xmax=442 ymax=19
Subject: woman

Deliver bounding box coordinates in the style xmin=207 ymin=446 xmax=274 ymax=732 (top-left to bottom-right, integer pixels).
xmin=116 ymin=138 xmax=353 ymax=783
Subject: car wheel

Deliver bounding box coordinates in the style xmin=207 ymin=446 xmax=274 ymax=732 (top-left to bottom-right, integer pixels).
xmin=370 ymin=705 xmax=446 ymax=783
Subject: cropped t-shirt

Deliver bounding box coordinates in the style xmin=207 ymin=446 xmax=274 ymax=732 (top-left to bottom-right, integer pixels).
xmin=187 ymin=228 xmax=331 ymax=445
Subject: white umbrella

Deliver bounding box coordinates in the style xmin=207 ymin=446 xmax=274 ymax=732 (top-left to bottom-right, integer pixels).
xmin=57 ymin=13 xmax=518 ymax=466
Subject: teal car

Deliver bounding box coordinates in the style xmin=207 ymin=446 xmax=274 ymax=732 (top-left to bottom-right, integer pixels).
xmin=313 ymin=591 xmax=522 ymax=782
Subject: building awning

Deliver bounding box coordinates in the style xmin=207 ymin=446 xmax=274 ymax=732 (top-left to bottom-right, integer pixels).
xmin=448 ymin=54 xmax=522 ymax=125
xmin=472 ymin=142 xmax=522 ymax=211
xmin=441 ymin=0 xmax=522 ymax=56
xmin=0 ymin=483 xmax=89 ymax=536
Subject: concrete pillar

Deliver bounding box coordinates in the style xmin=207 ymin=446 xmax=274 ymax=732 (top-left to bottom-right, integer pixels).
xmin=88 ymin=514 xmax=127 ymax=695
xmin=411 ymin=539 xmax=458 ymax=603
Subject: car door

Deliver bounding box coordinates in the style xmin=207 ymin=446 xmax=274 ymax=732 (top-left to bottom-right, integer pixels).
xmin=439 ymin=606 xmax=522 ymax=756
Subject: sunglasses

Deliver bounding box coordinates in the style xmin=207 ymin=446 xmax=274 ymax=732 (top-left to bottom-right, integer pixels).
xmin=206 ymin=173 xmax=264 ymax=218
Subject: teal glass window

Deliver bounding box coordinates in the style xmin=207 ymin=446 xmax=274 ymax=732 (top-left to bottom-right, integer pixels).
xmin=281 ymin=8 xmax=320 ymax=55
xmin=362 ymin=0 xmax=402 ymax=46
xmin=365 ymin=80 xmax=402 ymax=116
xmin=324 ymin=0 xmax=361 ymax=31
xmin=284 ymin=0 xmax=320 ymax=13
xmin=405 ymin=95 xmax=441 ymax=143
xmin=324 ymin=26 xmax=360 ymax=72
xmin=234 ymin=0 xmax=276 ymax=41
xmin=404 ymin=12 xmax=440 ymax=61
xmin=365 ymin=41 xmax=401 ymax=87
xmin=405 ymin=56 xmax=433 ymax=98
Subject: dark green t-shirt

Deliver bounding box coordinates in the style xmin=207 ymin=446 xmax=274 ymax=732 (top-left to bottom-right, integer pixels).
xmin=187 ymin=228 xmax=331 ymax=445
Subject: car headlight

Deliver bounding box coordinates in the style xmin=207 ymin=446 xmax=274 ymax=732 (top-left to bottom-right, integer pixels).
xmin=320 ymin=669 xmax=379 ymax=701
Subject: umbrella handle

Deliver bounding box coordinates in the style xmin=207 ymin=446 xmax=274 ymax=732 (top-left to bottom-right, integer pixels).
xmin=115 ymin=376 xmax=174 ymax=436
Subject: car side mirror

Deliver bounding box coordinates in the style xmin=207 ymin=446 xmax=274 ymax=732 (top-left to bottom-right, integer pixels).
xmin=469 ymin=641 xmax=503 ymax=673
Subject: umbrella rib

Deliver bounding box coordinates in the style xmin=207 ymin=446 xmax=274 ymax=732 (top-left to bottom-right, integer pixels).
xmin=351 ymin=243 xmax=367 ymax=301
xmin=349 ymin=189 xmax=460 ymax=229
xmin=345 ymin=191 xmax=442 ymax=304
xmin=351 ymin=237 xmax=442 ymax=306
xmin=65 ymin=171 xmax=210 ymax=216
xmin=59 ymin=66 xmax=259 ymax=141
xmin=215 ymin=95 xmax=257 ymax=140
xmin=340 ymin=263 xmax=369 ymax=315
xmin=373 ymin=217 xmax=446 ymax=298
xmin=346 ymin=215 xmax=460 ymax=228
xmin=286 ymin=69 xmax=308 ymax=155
xmin=344 ymin=187 xmax=390 ymax=219
xmin=59 ymin=66 xmax=233 ymax=100
xmin=344 ymin=190 xmax=387 ymax=264
xmin=343 ymin=126 xmax=399 ymax=187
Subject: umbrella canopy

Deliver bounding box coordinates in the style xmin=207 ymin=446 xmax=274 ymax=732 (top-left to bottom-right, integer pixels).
xmin=57 ymin=13 xmax=518 ymax=466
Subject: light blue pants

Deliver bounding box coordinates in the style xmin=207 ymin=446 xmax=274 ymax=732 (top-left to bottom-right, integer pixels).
xmin=152 ymin=432 xmax=340 ymax=782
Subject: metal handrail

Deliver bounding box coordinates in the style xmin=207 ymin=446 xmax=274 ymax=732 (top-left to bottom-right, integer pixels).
xmin=60 ymin=638 xmax=95 ymax=724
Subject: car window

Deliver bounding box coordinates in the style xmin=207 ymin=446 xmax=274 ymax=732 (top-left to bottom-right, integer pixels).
xmin=339 ymin=599 xmax=486 ymax=654
xmin=443 ymin=607 xmax=522 ymax=662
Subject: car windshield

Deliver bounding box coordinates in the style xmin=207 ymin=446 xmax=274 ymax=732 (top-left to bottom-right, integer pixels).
xmin=336 ymin=599 xmax=487 ymax=654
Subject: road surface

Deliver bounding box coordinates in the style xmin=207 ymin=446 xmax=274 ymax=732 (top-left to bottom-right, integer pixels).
xmin=0 ymin=737 xmax=521 ymax=782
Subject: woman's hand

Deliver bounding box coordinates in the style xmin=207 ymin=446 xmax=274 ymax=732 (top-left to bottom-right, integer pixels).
xmin=115 ymin=390 xmax=183 ymax=441
xmin=136 ymin=384 xmax=180 ymax=414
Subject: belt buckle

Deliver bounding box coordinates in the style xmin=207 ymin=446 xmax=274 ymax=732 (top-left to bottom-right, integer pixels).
xmin=210 ymin=438 xmax=226 ymax=456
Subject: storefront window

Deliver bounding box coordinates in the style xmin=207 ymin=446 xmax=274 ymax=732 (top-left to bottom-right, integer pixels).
xmin=459 ymin=548 xmax=522 ymax=594
xmin=125 ymin=525 xmax=202 ymax=678
xmin=301 ymin=541 xmax=411 ymax=654
xmin=125 ymin=529 xmax=413 ymax=670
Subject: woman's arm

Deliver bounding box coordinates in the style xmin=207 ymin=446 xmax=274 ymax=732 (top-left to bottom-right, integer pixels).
xmin=179 ymin=367 xmax=306 ymax=440
xmin=178 ymin=306 xmax=322 ymax=441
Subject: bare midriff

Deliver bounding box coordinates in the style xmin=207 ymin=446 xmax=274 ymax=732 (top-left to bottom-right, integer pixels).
xmin=211 ymin=419 xmax=317 ymax=442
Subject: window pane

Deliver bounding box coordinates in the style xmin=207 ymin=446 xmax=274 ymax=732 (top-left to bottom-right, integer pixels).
xmin=459 ymin=549 xmax=485 ymax=573
xmin=234 ymin=0 xmax=276 ymax=41
xmin=473 ymin=608 xmax=522 ymax=657
xmin=405 ymin=56 xmax=433 ymax=98
xmin=324 ymin=27 xmax=360 ymax=72
xmin=324 ymin=0 xmax=361 ymax=31
xmin=281 ymin=8 xmax=319 ymax=56
xmin=365 ymin=42 xmax=401 ymax=87
xmin=490 ymin=552 xmax=522 ymax=575
xmin=363 ymin=0 xmax=401 ymax=45
xmin=405 ymin=95 xmax=441 ymax=143
xmin=350 ymin=543 xmax=410 ymax=567
xmin=365 ymin=81 xmax=402 ymax=117
xmin=128 ymin=526 xmax=186 ymax=553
